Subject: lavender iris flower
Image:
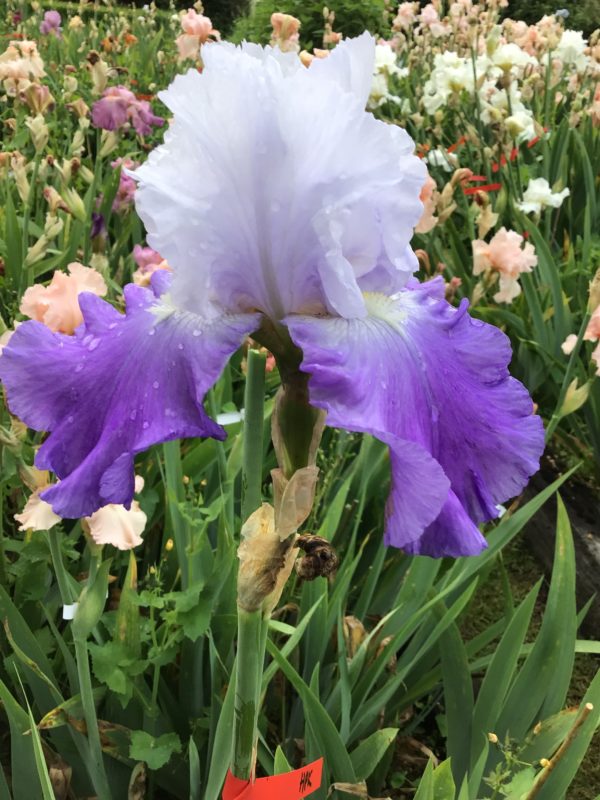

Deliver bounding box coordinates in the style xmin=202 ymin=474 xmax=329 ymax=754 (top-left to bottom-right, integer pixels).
xmin=91 ymin=86 xmax=164 ymax=137
xmin=0 ymin=36 xmax=544 ymax=557
xmin=90 ymin=212 xmax=106 ymax=239
xmin=40 ymin=10 xmax=62 ymax=37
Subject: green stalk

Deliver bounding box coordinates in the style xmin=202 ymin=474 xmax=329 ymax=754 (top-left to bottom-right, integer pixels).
xmin=232 ymin=608 xmax=268 ymax=779
xmin=469 ymin=47 xmax=490 ymax=180
xmin=163 ymin=439 xmax=189 ymax=589
xmin=543 ymin=51 xmax=554 ymax=131
xmin=545 ymin=311 xmax=591 ymax=443
xmin=47 ymin=528 xmax=74 ymax=606
xmin=232 ymin=348 xmax=267 ymax=780
xmin=208 ymin=388 xmax=234 ymax=539
xmin=73 ymin=637 xmax=111 ymax=800
xmin=0 ymin=488 xmax=8 ymax=588
xmin=21 ymin=155 xmax=41 ymax=292
xmin=241 ymin=349 xmax=266 ymax=521
xmin=83 ymin=130 xmax=102 ymax=264
xmin=504 ymin=83 xmax=523 ymax=201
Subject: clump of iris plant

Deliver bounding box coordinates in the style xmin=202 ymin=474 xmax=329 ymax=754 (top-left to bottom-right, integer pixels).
xmin=0 ymin=31 xmax=545 ymax=789
xmin=0 ymin=34 xmax=544 ymax=559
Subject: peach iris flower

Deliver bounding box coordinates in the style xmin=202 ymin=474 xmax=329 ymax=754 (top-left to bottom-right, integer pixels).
xmin=176 ymin=9 xmax=219 ymax=63
xmin=132 ymin=245 xmax=171 ymax=286
xmin=85 ymin=476 xmax=147 ymax=550
xmin=585 ymin=306 xmax=600 ymax=376
xmin=415 ymin=175 xmax=439 ymax=234
xmin=270 ymin=13 xmax=301 ymax=53
xmin=15 ymin=490 xmax=61 ymax=531
xmin=20 ymin=263 xmax=107 ymax=334
xmin=472 ymin=227 xmax=537 ymax=303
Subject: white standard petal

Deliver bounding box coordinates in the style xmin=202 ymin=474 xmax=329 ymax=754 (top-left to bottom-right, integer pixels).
xmin=134 ymin=36 xmax=425 ymax=322
xmin=308 ymin=32 xmax=376 ymax=108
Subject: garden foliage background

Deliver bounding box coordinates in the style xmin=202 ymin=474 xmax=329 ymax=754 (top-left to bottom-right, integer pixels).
xmin=0 ymin=0 xmax=600 ymax=798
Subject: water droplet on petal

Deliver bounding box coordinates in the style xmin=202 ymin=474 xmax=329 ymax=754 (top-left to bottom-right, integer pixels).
xmin=108 ymin=322 xmax=117 ymax=330
xmin=88 ymin=338 xmax=100 ymax=352
xmin=148 ymin=328 xmax=155 ymax=336
xmin=153 ymin=381 xmax=159 ymax=389
xmin=67 ymin=415 xmax=74 ymax=423
xmin=142 ymin=421 xmax=149 ymax=430
xmin=75 ymin=363 xmax=84 ymax=373
xmin=193 ymin=329 xmax=202 ymax=337
xmin=177 ymin=343 xmax=184 ymax=350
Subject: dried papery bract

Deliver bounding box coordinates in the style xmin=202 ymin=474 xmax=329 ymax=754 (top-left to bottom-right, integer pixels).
xmin=272 ymin=466 xmax=319 ymax=541
xmin=237 ymin=466 xmax=319 ymax=615
xmin=237 ymin=504 xmax=289 ymax=613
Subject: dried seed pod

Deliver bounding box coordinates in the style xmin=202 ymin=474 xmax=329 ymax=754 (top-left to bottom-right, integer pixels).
xmin=294 ymin=533 xmax=339 ymax=581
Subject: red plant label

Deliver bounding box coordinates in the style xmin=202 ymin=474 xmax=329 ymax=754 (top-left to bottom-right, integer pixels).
xmin=222 ymin=758 xmax=324 ymax=800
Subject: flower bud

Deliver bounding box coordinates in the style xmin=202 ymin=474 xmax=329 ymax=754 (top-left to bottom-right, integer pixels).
xmin=11 ymin=152 xmax=30 ymax=203
xmin=43 ymin=186 xmax=69 ymax=214
xmin=22 ymin=84 xmax=55 ymax=114
xmin=99 ymin=130 xmax=119 ymax=158
xmin=62 ymin=187 xmax=86 ymax=222
xmin=589 ymin=268 xmax=600 ymax=312
xmin=25 ymin=114 xmax=49 ymax=153
xmin=66 ymin=98 xmax=90 ymax=119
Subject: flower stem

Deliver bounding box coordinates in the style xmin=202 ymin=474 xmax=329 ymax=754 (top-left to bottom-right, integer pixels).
xmin=21 ymin=155 xmax=41 ymax=292
xmin=545 ymin=310 xmax=591 ymax=443
xmin=232 ymin=608 xmax=269 ymax=779
xmin=232 ymin=348 xmax=267 ymax=779
xmin=241 ymin=349 xmax=266 ymax=521
xmin=83 ymin=129 xmax=102 ymax=264
xmin=47 ymin=528 xmax=74 ymax=606
xmin=163 ymin=439 xmax=190 ymax=589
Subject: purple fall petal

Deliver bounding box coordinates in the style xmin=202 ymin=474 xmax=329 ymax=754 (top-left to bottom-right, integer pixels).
xmin=0 ymin=276 xmax=258 ymax=518
xmin=402 ymin=491 xmax=490 ymax=558
xmin=285 ymin=277 xmax=544 ymax=557
xmin=91 ymin=91 xmax=130 ymax=131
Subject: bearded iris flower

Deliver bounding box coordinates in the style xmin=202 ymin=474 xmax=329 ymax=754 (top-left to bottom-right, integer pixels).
xmin=0 ymin=35 xmax=544 ymax=557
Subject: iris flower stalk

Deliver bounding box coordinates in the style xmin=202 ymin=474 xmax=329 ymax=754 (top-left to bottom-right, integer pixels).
xmin=0 ymin=34 xmax=544 ymax=785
